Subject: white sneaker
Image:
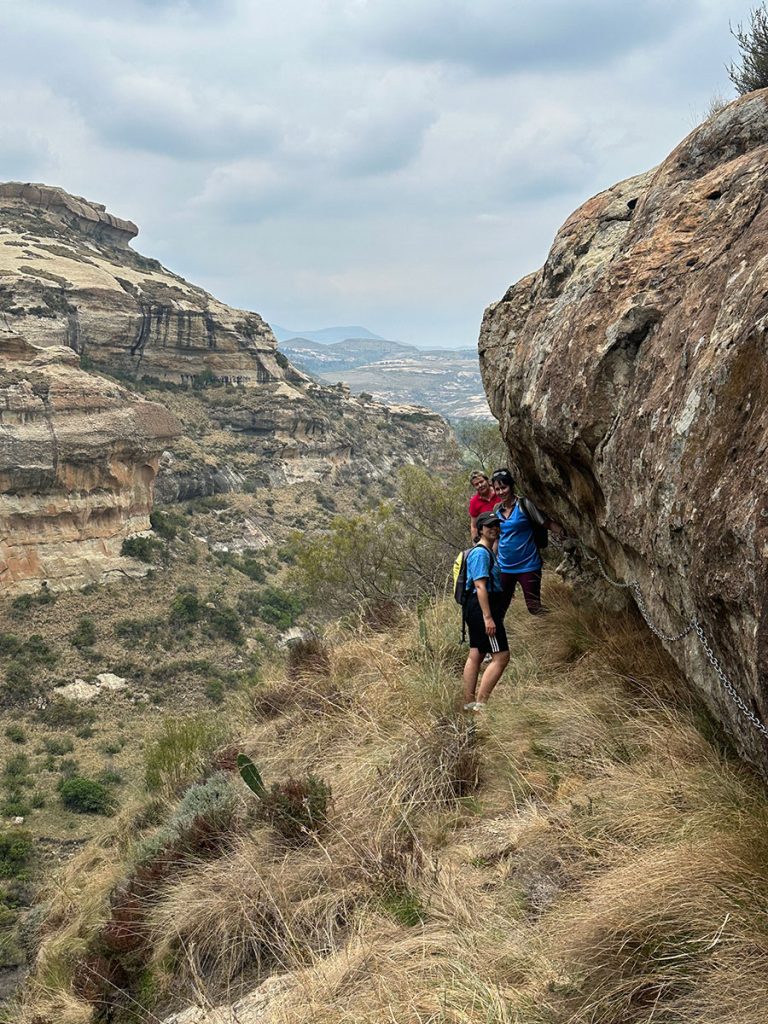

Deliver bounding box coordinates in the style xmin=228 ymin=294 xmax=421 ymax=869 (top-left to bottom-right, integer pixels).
xmin=472 ymin=702 xmax=487 ymax=712
xmin=463 ymin=701 xmax=477 ymax=711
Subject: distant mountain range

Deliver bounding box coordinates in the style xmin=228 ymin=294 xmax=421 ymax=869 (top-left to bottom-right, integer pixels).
xmin=278 ymin=334 xmax=491 ymax=420
xmin=270 ymin=324 xmax=386 ymax=344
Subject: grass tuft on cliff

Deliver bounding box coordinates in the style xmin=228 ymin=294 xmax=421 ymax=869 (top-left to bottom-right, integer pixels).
xmin=11 ymin=579 xmax=768 ymax=1024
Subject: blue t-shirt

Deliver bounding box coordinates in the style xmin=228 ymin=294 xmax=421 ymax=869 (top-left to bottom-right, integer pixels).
xmin=497 ymin=501 xmax=542 ymax=574
xmin=465 ymin=545 xmax=502 ymax=593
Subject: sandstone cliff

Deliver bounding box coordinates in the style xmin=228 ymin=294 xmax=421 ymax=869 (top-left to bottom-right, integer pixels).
xmin=480 ymin=91 xmax=768 ymax=771
xmin=0 ymin=334 xmax=179 ymax=593
xmin=0 ymin=183 xmax=453 ymax=497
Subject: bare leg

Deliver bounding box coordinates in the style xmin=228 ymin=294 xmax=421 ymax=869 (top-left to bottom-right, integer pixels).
xmin=463 ymin=648 xmax=483 ymax=703
xmin=476 ymin=651 xmax=510 ymax=704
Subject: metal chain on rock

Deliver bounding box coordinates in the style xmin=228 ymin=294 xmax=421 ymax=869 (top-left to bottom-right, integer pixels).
xmin=554 ymin=535 xmax=768 ymax=742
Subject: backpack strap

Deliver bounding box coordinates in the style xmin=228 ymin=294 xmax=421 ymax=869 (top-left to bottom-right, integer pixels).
xmin=519 ymin=496 xmax=546 ymax=528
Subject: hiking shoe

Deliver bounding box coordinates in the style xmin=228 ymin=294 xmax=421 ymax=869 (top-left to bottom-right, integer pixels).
xmin=463 ymin=701 xmax=478 ymax=711
xmin=472 ymin=702 xmax=487 ymax=712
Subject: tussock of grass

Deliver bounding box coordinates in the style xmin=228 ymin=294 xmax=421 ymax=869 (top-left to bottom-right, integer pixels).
xmin=15 ymin=576 xmax=768 ymax=1023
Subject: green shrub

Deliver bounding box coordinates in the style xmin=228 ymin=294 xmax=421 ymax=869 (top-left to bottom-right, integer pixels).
xmin=115 ymin=617 xmax=163 ymax=642
xmin=4 ymin=662 xmax=31 ymax=691
xmin=150 ymin=509 xmax=185 ymax=541
xmin=4 ymin=726 xmax=26 ymax=745
xmin=169 ymin=591 xmax=202 ymax=626
xmin=205 ymin=678 xmax=224 ymax=704
xmin=0 ymin=831 xmax=34 ymax=880
xmin=255 ymin=587 xmax=303 ymax=630
xmin=257 ymin=775 xmax=331 ymax=844
xmin=135 ymin=773 xmax=239 ymax=864
xmin=144 ymin=715 xmax=229 ymax=795
xmin=23 ymin=635 xmax=57 ymax=667
xmin=729 ymin=5 xmax=768 ymax=94
xmin=121 ymin=536 xmax=162 ymax=562
xmin=42 ymin=736 xmax=74 ymax=756
xmin=3 ymin=754 xmax=30 ymax=785
xmin=58 ymin=776 xmax=115 ymax=815
xmin=0 ymin=635 xmax=21 ymax=658
xmin=206 ymin=606 xmax=244 ymax=645
xmin=10 ymin=588 xmax=56 ymax=615
xmin=0 ymin=792 xmax=30 ymax=817
xmin=36 ymin=699 xmax=96 ymax=730
xmin=70 ymin=617 xmax=96 ymax=649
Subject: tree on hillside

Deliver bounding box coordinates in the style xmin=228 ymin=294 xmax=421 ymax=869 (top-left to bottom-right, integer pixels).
xmin=729 ymin=4 xmax=768 ymax=94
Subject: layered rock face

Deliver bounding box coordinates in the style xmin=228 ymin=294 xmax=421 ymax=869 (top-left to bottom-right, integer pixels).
xmin=0 ymin=183 xmax=453 ymax=496
xmin=480 ymin=91 xmax=768 ymax=771
xmin=0 ymin=334 xmax=179 ymax=593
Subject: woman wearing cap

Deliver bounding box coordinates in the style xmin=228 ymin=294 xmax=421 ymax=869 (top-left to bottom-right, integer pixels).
xmin=491 ymin=468 xmax=565 ymax=615
xmin=462 ymin=510 xmax=509 ymax=711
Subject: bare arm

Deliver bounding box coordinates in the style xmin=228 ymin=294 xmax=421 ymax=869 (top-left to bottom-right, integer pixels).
xmin=474 ymin=578 xmax=496 ymax=636
xmin=544 ymin=518 xmax=566 ymax=541
xmin=470 ymin=515 xmax=479 ymax=543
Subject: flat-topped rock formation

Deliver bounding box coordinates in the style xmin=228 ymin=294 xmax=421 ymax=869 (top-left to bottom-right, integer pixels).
xmin=0 ymin=183 xmax=453 ymax=497
xmin=0 ymin=334 xmax=180 ymax=593
xmin=480 ymin=90 xmax=768 ymax=772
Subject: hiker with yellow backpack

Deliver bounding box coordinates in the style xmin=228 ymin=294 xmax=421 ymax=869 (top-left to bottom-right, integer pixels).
xmin=456 ymin=511 xmax=510 ymax=712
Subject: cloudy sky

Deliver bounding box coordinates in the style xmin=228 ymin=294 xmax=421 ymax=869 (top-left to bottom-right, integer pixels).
xmin=0 ymin=0 xmax=757 ymax=346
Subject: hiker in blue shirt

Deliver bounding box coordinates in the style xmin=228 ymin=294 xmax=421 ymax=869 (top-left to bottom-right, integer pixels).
xmin=491 ymin=468 xmax=565 ymax=615
xmin=462 ymin=511 xmax=510 ymax=712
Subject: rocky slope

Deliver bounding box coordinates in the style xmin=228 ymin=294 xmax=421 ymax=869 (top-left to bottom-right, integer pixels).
xmin=0 ymin=183 xmax=454 ymax=501
xmin=0 ymin=334 xmax=179 ymax=593
xmin=480 ymin=90 xmax=768 ymax=773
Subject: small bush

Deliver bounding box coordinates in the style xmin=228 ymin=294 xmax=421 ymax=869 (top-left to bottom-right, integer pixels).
xmin=205 ymin=678 xmax=224 ymax=704
xmin=206 ymin=606 xmax=244 ymax=645
xmin=70 ymin=616 xmax=97 ymax=649
xmin=1 ymin=791 xmax=30 ymax=817
xmin=169 ymin=591 xmax=202 ymax=626
xmin=0 ymin=635 xmax=21 ymax=658
xmin=58 ymin=776 xmax=116 ymax=815
xmin=135 ymin=773 xmax=239 ymax=864
xmin=144 ymin=715 xmax=229 ymax=794
xmin=0 ymin=831 xmax=34 ymax=880
xmin=255 ymin=586 xmax=304 ymax=630
xmin=150 ymin=509 xmax=185 ymax=541
xmin=4 ymin=726 xmax=26 ymax=745
xmin=121 ymin=536 xmax=162 ymax=562
xmin=23 ymin=635 xmax=58 ymax=668
xmin=4 ymin=754 xmax=30 ymax=785
xmin=729 ymin=5 xmax=768 ymax=94
xmin=42 ymin=736 xmax=74 ymax=756
xmin=36 ymin=699 xmax=96 ymax=730
xmin=10 ymin=588 xmax=56 ymax=615
xmin=115 ymin=617 xmax=163 ymax=642
xmin=257 ymin=775 xmax=331 ymax=844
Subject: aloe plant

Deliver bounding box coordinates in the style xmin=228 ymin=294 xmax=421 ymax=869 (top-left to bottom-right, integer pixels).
xmin=237 ymin=753 xmax=266 ymax=798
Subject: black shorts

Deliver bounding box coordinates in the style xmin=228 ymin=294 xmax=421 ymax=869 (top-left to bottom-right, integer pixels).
xmin=464 ymin=592 xmax=509 ymax=654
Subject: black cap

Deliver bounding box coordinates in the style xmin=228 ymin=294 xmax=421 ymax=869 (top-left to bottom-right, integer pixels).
xmin=476 ymin=511 xmax=500 ymax=531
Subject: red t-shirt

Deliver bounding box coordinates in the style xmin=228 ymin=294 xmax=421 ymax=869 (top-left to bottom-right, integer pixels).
xmin=469 ymin=493 xmax=497 ymax=518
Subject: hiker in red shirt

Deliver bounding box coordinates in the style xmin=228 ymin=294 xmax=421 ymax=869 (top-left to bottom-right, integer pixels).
xmin=468 ymin=471 xmax=497 ymax=543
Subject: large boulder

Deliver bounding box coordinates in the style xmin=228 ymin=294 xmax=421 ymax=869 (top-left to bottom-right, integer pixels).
xmin=480 ymin=91 xmax=768 ymax=772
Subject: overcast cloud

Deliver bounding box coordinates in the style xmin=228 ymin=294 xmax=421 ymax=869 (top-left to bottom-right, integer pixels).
xmin=0 ymin=0 xmax=757 ymax=346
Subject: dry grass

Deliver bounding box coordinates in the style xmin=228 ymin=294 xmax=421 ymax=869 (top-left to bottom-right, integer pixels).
xmin=14 ymin=575 xmax=768 ymax=1024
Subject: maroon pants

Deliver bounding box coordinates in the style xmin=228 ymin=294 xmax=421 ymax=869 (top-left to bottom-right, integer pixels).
xmin=500 ymin=569 xmax=543 ymax=615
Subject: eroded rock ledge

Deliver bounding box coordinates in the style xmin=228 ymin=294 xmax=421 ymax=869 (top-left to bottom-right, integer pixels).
xmin=0 ymin=334 xmax=180 ymax=593
xmin=480 ymin=90 xmax=768 ymax=772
